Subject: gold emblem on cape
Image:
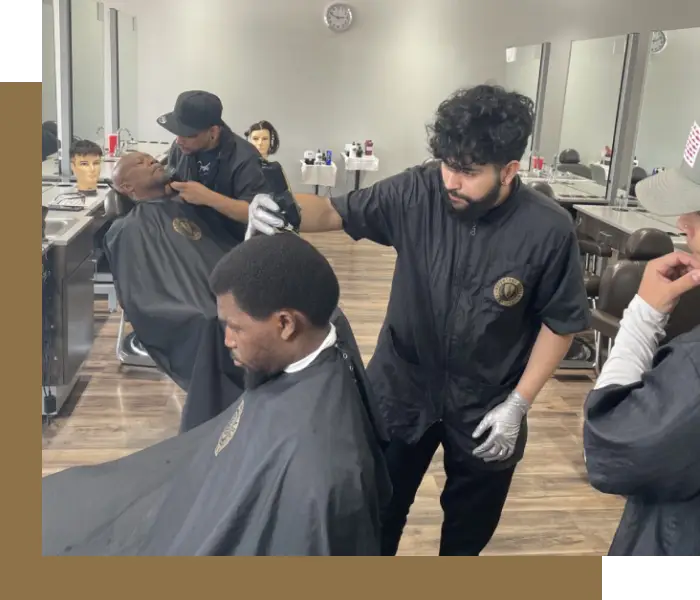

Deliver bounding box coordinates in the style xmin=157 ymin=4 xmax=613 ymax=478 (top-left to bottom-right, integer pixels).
xmin=215 ymin=400 xmax=244 ymax=457
xmin=493 ymin=276 xmax=524 ymax=307
xmin=172 ymin=218 xmax=202 ymax=241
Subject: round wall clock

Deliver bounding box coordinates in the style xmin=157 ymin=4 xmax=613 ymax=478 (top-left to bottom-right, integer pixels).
xmin=650 ymin=30 xmax=667 ymax=54
xmin=324 ymin=3 xmax=353 ymax=32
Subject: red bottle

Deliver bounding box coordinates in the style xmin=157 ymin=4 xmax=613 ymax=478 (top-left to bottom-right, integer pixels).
xmin=364 ymin=140 xmax=374 ymax=156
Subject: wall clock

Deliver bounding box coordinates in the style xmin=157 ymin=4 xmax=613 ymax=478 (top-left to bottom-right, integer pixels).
xmin=650 ymin=30 xmax=667 ymax=54
xmin=324 ymin=3 xmax=353 ymax=32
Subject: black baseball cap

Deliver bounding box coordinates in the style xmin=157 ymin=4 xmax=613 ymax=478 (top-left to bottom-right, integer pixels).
xmin=156 ymin=91 xmax=224 ymax=137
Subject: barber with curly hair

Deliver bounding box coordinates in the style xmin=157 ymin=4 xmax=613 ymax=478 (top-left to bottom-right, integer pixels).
xmin=246 ymin=85 xmax=590 ymax=556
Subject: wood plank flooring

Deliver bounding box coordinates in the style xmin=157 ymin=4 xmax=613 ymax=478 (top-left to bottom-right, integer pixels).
xmin=41 ymin=232 xmax=624 ymax=555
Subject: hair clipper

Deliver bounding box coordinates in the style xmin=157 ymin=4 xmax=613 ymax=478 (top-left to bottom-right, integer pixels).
xmin=273 ymin=190 xmax=302 ymax=234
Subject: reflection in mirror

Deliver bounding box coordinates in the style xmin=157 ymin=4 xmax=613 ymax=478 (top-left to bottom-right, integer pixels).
xmin=504 ymin=44 xmax=545 ymax=166
xmin=42 ymin=0 xmax=59 ymax=161
xmin=630 ymin=27 xmax=700 ymax=199
xmin=118 ymin=11 xmax=138 ymax=143
xmin=558 ymin=35 xmax=628 ymax=194
xmin=71 ymin=0 xmax=105 ymax=143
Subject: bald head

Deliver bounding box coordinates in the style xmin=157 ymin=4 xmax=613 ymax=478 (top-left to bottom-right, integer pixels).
xmin=113 ymin=152 xmax=172 ymax=201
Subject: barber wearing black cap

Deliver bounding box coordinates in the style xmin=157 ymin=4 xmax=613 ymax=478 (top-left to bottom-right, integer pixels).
xmin=158 ymin=90 xmax=267 ymax=241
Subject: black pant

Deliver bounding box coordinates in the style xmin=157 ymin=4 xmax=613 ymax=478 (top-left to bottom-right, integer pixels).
xmin=380 ymin=422 xmax=516 ymax=556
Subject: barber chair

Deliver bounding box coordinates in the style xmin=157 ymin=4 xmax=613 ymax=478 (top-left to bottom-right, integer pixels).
xmin=558 ymin=163 xmax=593 ymax=179
xmin=590 ymin=228 xmax=699 ymax=371
xmin=628 ymin=166 xmax=648 ymax=198
xmin=590 ymin=164 xmax=607 ymax=186
xmin=559 ymin=148 xmax=581 ymax=165
xmin=101 ymin=190 xmax=158 ymax=369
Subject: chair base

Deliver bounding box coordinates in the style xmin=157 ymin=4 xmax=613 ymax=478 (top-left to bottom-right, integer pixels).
xmin=116 ymin=310 xmax=157 ymax=368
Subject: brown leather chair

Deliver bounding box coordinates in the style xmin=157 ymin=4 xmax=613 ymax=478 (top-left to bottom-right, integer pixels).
xmin=591 ymin=228 xmax=699 ymax=370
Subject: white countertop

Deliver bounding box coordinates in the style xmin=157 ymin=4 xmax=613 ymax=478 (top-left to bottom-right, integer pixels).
xmin=574 ymin=204 xmax=687 ymax=247
xmin=42 ymin=184 xmax=112 ymax=246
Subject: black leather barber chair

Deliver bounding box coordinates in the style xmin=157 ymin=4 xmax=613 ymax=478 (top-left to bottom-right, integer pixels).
xmin=559 ymin=148 xmax=581 ymax=165
xmin=559 ymin=163 xmax=593 ymax=179
xmin=102 ymin=189 xmax=158 ymax=369
xmin=590 ymin=228 xmax=699 ymax=371
xmin=628 ymin=166 xmax=648 ymax=198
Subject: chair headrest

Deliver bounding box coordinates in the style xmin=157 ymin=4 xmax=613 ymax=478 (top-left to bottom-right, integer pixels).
xmin=559 ymin=148 xmax=580 ymax=164
xmin=530 ymin=181 xmax=555 ymax=198
xmin=623 ymin=228 xmax=675 ymax=261
xmin=103 ymin=189 xmax=136 ymax=219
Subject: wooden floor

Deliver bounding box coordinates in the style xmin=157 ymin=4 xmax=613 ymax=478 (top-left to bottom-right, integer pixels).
xmin=41 ymin=232 xmax=624 ymax=555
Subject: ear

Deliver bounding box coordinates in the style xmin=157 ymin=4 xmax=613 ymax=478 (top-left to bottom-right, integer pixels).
xmin=277 ymin=310 xmax=299 ymax=342
xmin=502 ymin=161 xmax=520 ymax=185
xmin=121 ymin=182 xmax=135 ymax=199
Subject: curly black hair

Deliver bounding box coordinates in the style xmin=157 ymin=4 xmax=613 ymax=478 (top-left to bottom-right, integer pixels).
xmin=427 ymin=84 xmax=534 ymax=171
xmin=209 ymin=232 xmax=340 ymax=329
xmin=245 ymin=120 xmax=280 ymax=155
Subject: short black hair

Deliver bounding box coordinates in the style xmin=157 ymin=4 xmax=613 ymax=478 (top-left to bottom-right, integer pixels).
xmin=245 ymin=120 xmax=280 ymax=155
xmin=209 ymin=233 xmax=340 ymax=328
xmin=427 ymin=84 xmax=534 ymax=171
xmin=70 ymin=139 xmax=103 ymax=158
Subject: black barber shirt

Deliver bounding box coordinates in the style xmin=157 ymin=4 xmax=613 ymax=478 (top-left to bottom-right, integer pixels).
xmin=330 ymin=162 xmax=590 ymax=469
xmin=167 ymin=127 xmax=267 ymax=242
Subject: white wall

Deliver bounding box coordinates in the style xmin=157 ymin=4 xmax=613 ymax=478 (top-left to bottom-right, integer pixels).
xmin=99 ymin=0 xmax=700 ymax=192
xmin=71 ymin=0 xmax=104 ymax=141
xmin=42 ymin=1 xmax=57 ymax=123
xmin=634 ymin=27 xmax=700 ymax=172
xmin=558 ymin=36 xmax=627 ymax=165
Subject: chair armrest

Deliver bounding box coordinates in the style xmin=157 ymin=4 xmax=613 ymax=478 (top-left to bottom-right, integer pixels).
xmin=591 ymin=309 xmax=621 ymax=339
xmin=578 ymin=239 xmax=613 ymax=258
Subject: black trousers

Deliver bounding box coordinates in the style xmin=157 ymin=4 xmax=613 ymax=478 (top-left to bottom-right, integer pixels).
xmin=380 ymin=422 xmax=516 ymax=556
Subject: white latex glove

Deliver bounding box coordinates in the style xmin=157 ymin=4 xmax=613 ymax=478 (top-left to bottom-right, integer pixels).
xmin=245 ymin=194 xmax=285 ymax=240
xmin=472 ymin=391 xmax=529 ymax=463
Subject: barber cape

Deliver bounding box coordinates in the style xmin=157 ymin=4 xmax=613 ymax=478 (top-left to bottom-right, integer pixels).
xmin=104 ymin=194 xmax=242 ymax=391
xmin=42 ymin=342 xmax=392 ymax=556
xmin=583 ymin=327 xmax=700 ymax=556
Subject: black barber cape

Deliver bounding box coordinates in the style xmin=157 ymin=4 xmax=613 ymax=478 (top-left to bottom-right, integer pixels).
xmin=330 ymin=163 xmax=590 ymax=470
xmin=42 ymin=345 xmax=392 ymax=556
xmin=103 ymin=195 xmax=245 ymax=402
xmin=182 ymin=305 xmax=379 ymax=435
xmin=583 ymin=327 xmax=700 ymax=556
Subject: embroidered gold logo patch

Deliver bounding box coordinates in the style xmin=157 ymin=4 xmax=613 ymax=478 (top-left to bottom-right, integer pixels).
xmin=172 ymin=218 xmax=201 ymax=241
xmin=215 ymin=400 xmax=244 ymax=457
xmin=493 ymin=277 xmax=524 ymax=307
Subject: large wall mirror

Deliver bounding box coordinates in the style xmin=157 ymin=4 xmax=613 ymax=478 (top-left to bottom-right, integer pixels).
xmin=504 ymin=43 xmax=548 ymax=160
xmin=558 ymin=35 xmax=628 ymax=190
xmin=42 ymin=0 xmax=59 ymax=161
xmin=628 ymin=27 xmax=700 ymax=199
xmin=71 ymin=0 xmax=105 ymax=142
xmin=117 ymin=11 xmax=138 ymax=140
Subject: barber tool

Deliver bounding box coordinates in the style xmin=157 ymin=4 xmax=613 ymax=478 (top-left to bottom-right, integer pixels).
xmin=164 ymin=167 xmax=183 ymax=184
xmin=46 ymin=192 xmax=86 ymax=212
xmin=303 ymin=150 xmax=315 ymax=165
xmin=273 ymin=190 xmax=302 ymax=233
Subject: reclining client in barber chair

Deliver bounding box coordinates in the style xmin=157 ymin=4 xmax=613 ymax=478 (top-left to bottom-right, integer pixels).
xmin=104 ymin=152 xmax=361 ymax=432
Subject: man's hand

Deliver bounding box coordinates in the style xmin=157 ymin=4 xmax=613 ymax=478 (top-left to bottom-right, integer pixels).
xmin=472 ymin=391 xmax=529 ymax=463
xmin=170 ymin=181 xmax=215 ymax=206
xmin=245 ymin=194 xmax=285 ymax=240
xmin=637 ymin=251 xmax=700 ymax=314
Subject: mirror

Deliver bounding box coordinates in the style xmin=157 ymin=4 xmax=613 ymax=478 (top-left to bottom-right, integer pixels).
xmin=504 ymin=44 xmax=546 ymax=164
xmin=42 ymin=0 xmax=59 ymax=161
xmin=117 ymin=11 xmax=138 ymax=141
xmin=71 ymin=0 xmax=105 ymax=143
xmin=558 ymin=35 xmax=628 ymax=194
xmin=629 ymin=27 xmax=700 ymax=199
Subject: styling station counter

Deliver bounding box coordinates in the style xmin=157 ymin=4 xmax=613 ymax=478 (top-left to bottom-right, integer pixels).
xmin=574 ymin=204 xmax=689 ymax=259
xmin=41 ymin=187 xmax=116 ymax=417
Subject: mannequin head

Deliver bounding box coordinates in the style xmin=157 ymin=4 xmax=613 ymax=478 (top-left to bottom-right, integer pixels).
xmin=70 ymin=140 xmax=103 ymax=192
xmin=245 ymin=120 xmax=280 ymax=159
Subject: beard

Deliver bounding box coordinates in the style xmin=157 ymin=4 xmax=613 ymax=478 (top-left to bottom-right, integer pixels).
xmin=443 ymin=179 xmax=502 ymax=222
xmin=243 ymin=367 xmax=282 ymax=390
